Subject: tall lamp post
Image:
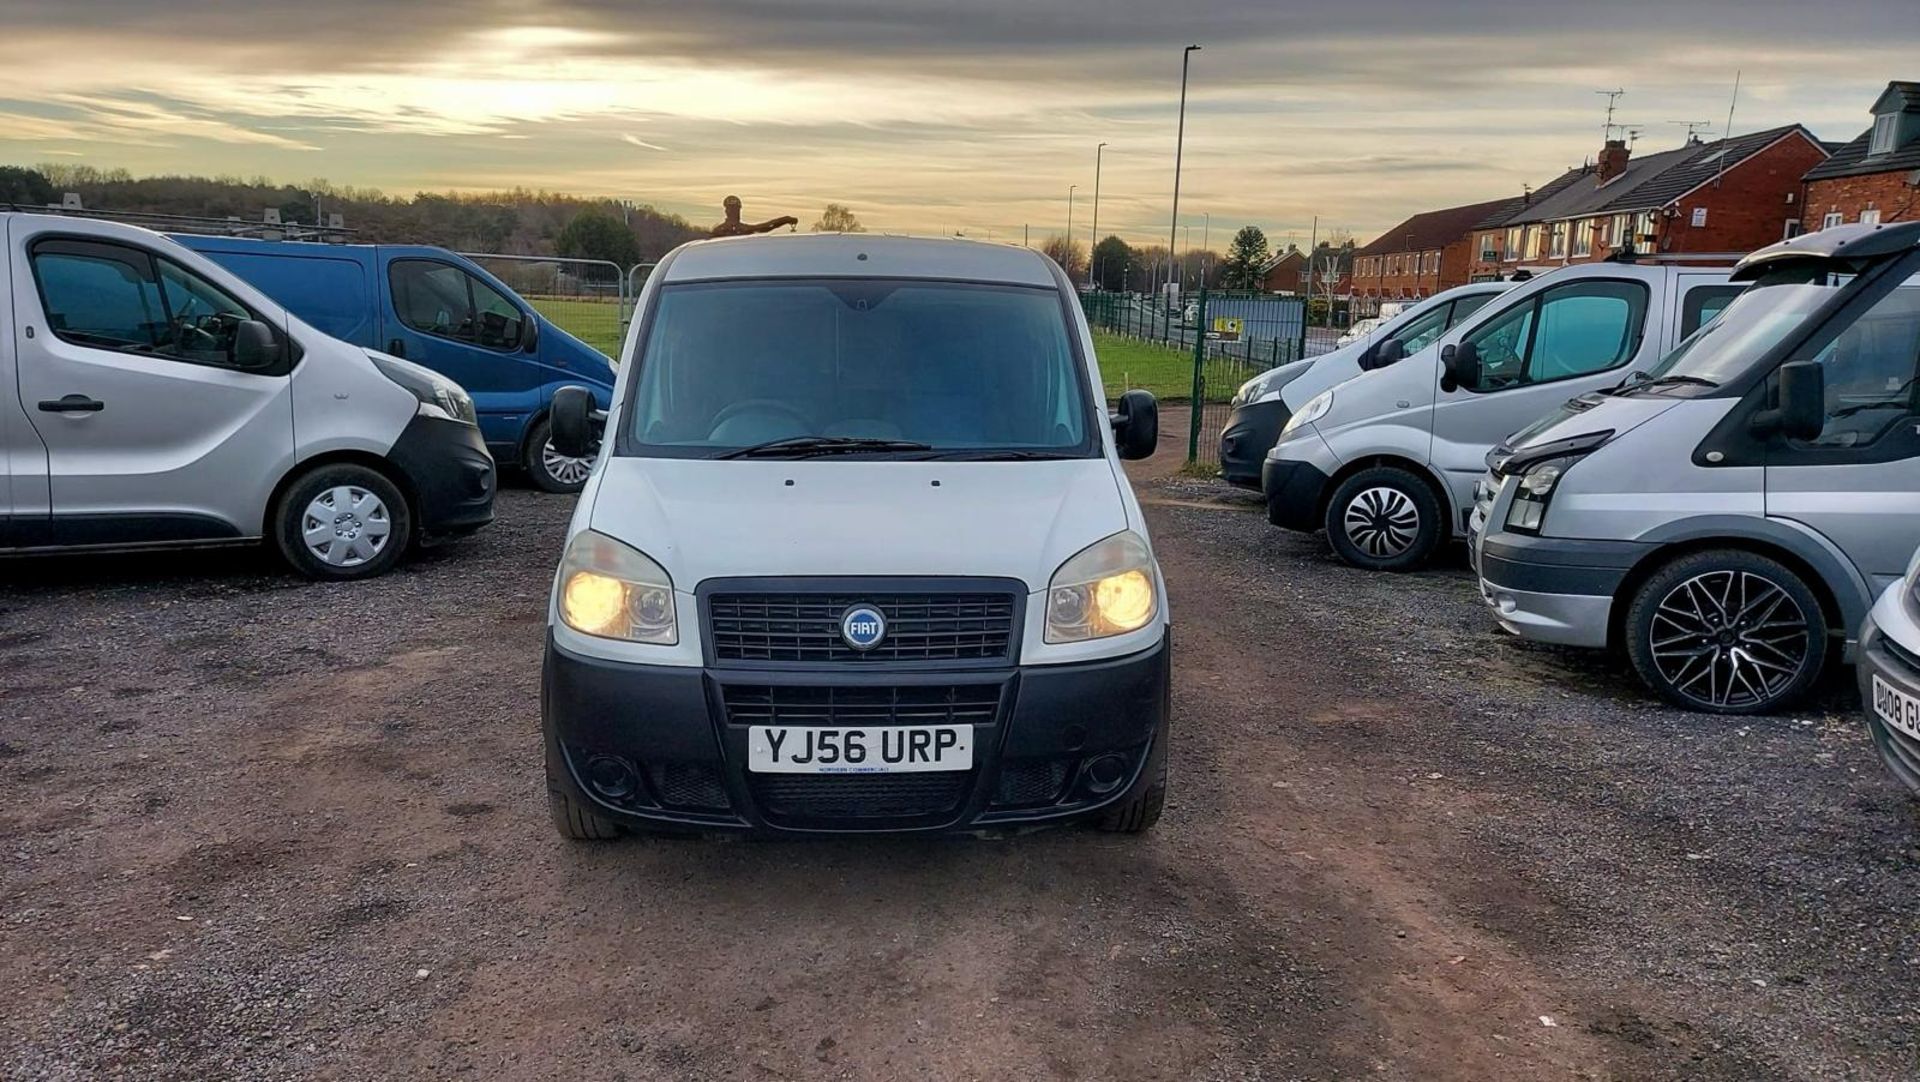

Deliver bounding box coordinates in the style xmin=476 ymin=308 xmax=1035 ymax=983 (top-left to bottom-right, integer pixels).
xmin=1090 ymin=141 xmax=1107 ymax=287
xmin=1066 ymin=184 xmax=1077 ymax=272
xmin=1166 ymin=44 xmax=1201 ymax=299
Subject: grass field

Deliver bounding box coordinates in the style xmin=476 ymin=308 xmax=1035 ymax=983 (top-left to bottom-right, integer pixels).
xmin=528 ymin=296 xmax=626 ymax=358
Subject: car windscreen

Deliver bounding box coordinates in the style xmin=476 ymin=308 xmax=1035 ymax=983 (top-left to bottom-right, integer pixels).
xmin=624 ymin=278 xmax=1097 ymax=458
xmin=1633 ymin=270 xmax=1854 ymax=389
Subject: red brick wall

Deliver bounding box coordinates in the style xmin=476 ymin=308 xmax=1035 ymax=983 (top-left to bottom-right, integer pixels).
xmin=1660 ymin=133 xmax=1829 ymax=254
xmin=1260 ymin=257 xmax=1304 ymax=293
xmin=1803 ymin=172 xmax=1920 ymax=230
xmin=1351 ymin=248 xmax=1447 ymax=315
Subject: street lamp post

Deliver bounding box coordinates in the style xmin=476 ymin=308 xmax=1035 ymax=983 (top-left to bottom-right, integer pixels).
xmin=1090 ymin=142 xmax=1107 ymax=288
xmin=1066 ymin=184 xmax=1077 ymax=267
xmin=1202 ymin=211 xmax=1210 ymax=287
xmin=1166 ymin=44 xmax=1201 ymax=300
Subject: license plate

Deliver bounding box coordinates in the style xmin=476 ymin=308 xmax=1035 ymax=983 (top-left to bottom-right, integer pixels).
xmin=746 ymin=726 xmax=973 ymax=774
xmin=1872 ymin=674 xmax=1920 ymax=741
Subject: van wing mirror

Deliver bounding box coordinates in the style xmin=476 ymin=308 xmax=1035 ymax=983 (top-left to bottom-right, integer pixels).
xmin=1440 ymin=341 xmax=1480 ymax=391
xmin=1752 ymin=361 xmax=1825 ymax=442
xmin=1110 ymin=388 xmax=1159 ymax=460
xmin=1374 ymin=338 xmax=1406 ymax=367
xmin=230 ymin=319 xmax=279 ymax=371
xmin=550 ymin=385 xmax=599 ymax=458
xmin=521 ymin=312 xmax=540 ymax=354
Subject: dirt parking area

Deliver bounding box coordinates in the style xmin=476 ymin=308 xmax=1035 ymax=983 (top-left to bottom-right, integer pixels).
xmin=4 ymin=440 xmax=1918 ymax=1080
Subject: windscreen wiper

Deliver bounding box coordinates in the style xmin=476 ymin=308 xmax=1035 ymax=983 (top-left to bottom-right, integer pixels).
xmin=713 ymin=436 xmax=933 ymax=460
xmin=913 ymin=449 xmax=1083 ymax=461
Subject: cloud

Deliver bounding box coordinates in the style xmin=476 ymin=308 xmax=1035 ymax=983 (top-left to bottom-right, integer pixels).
xmin=622 ymin=134 xmax=668 ymax=151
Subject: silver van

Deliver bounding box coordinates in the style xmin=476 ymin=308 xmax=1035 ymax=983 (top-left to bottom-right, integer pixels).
xmin=2 ymin=213 xmax=495 ymax=578
xmin=1217 ymin=281 xmax=1512 ymax=486
xmin=1263 ymin=262 xmax=1739 ymax=570
xmin=1474 ymin=222 xmax=1920 ymax=714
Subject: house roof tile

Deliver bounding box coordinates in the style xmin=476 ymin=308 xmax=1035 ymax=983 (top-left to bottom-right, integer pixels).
xmin=1354 ymin=197 xmax=1519 ymax=256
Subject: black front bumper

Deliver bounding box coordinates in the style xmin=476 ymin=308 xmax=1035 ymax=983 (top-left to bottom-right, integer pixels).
xmin=542 ymin=632 xmax=1172 ymax=835
xmin=1219 ymin=400 xmax=1290 ymax=488
xmin=387 ymin=414 xmax=496 ymax=542
xmin=1260 ymin=456 xmax=1330 ymax=531
xmin=1476 ymin=531 xmax=1652 ymax=597
xmin=1859 ymin=620 xmax=1920 ymax=796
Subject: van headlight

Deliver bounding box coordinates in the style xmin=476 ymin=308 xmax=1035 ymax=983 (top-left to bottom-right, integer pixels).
xmin=369 ymin=353 xmax=477 ymax=425
xmin=1280 ymin=390 xmax=1333 ymax=437
xmin=1505 ymin=459 xmax=1571 ymax=533
xmin=556 ymin=530 xmax=677 ymax=644
xmin=1045 ymin=531 xmax=1159 ymax=643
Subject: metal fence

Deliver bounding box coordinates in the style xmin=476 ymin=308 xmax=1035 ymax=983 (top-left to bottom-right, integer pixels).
xmin=460 ymin=253 xmax=628 ymax=360
xmin=1081 ymin=290 xmax=1316 ymax=469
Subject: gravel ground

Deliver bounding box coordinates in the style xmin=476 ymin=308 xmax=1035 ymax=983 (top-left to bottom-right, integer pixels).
xmin=3 ymin=443 xmax=1917 ymax=1080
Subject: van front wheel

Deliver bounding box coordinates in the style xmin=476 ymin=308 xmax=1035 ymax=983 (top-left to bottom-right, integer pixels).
xmin=1624 ymin=549 xmax=1828 ymax=715
xmin=1324 ymin=466 xmax=1442 ymax=572
xmin=273 ymin=463 xmax=412 ymax=580
xmin=524 ymin=417 xmax=594 ymax=494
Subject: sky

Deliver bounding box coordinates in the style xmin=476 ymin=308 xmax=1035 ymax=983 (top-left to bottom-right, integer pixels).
xmin=1 ymin=0 xmax=1917 ymax=249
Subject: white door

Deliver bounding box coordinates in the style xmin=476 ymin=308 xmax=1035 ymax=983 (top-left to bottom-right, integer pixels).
xmin=11 ymin=233 xmax=295 ymax=543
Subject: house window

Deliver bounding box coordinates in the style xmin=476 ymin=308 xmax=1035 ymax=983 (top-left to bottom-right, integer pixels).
xmin=1572 ymin=220 xmax=1594 ymax=257
xmin=1632 ymin=211 xmax=1655 ymax=251
xmin=1784 ymin=220 xmax=1803 ymax=239
xmin=1480 ymin=233 xmax=1499 ymax=261
xmin=1871 ymin=112 xmax=1898 ymax=156
xmin=1504 ymin=227 xmax=1522 ymax=261
xmin=1523 ymin=226 xmax=1542 ymax=260
xmin=1611 ymin=214 xmax=1630 ymax=251
xmin=1549 ymin=221 xmax=1568 ymax=259
xmin=1862 ymin=208 xmax=1883 ymax=226
xmin=1822 ymin=211 xmax=1845 ymax=229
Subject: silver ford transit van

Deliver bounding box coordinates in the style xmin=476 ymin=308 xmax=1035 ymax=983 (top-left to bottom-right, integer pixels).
xmin=1474 ymin=222 xmax=1920 ymax=714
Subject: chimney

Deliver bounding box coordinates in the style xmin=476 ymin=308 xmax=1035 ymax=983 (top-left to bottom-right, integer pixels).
xmin=1597 ymin=139 xmax=1631 ymax=184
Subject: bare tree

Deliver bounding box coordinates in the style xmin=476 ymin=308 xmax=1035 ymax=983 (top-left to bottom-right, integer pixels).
xmin=810 ymin=203 xmax=866 ymax=233
xmin=1040 ymin=234 xmax=1086 ymax=280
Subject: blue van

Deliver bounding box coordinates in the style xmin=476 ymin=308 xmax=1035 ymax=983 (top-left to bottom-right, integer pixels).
xmin=174 ymin=236 xmax=615 ymax=492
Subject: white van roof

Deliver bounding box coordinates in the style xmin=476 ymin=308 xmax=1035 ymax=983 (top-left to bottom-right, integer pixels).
xmin=660 ymin=233 xmax=1061 ymax=288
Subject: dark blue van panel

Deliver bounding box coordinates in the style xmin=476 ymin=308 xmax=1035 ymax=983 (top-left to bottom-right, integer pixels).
xmin=174 ymin=237 xmax=376 ymax=347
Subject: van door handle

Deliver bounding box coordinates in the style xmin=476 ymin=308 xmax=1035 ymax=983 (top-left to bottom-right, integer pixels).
xmin=386 ymin=338 xmax=407 ymax=358
xmin=38 ymin=394 xmax=105 ymax=413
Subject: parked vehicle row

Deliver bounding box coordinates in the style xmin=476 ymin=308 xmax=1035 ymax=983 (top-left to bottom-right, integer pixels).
xmin=1227 ymin=221 xmax=1920 ymax=797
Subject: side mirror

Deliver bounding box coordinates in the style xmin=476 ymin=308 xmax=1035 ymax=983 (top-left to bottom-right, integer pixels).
xmin=1374 ymin=338 xmax=1407 ymax=368
xmin=1752 ymin=361 xmax=1825 ymax=442
xmin=231 ymin=319 xmax=278 ymax=371
xmin=1111 ymin=388 xmax=1159 ymax=461
xmin=550 ymin=386 xmax=598 ymax=458
xmin=521 ymin=313 xmax=540 ymax=354
xmin=1440 ymin=341 xmax=1480 ymax=392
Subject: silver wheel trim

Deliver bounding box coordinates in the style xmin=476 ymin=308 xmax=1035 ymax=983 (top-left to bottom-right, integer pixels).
xmin=1342 ymin=485 xmax=1421 ymax=559
xmin=1648 ymin=570 xmax=1811 ymax=709
xmin=542 ymin=440 xmax=593 ymax=486
xmin=299 ymin=485 xmax=394 ymax=568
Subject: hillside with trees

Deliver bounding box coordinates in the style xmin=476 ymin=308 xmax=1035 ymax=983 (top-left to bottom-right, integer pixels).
xmin=8 ymin=163 xmax=705 ymax=261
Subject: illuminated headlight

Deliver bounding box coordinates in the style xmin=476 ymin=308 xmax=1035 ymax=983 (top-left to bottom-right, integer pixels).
xmin=556 ymin=530 xmax=677 ymax=644
xmin=1504 ymin=458 xmax=1573 ymax=534
xmin=1045 ymin=530 xmax=1159 ymax=643
xmin=1281 ymin=390 xmax=1333 ymax=437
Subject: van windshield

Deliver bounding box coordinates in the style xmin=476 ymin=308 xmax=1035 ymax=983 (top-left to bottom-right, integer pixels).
xmin=625 ymin=279 xmax=1096 ymax=458
xmin=1632 ymin=271 xmax=1850 ymax=389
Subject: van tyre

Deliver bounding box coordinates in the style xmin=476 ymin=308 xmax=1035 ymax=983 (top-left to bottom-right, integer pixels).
xmin=1324 ymin=466 xmax=1442 ymax=572
xmin=524 ymin=416 xmax=593 ymax=494
xmin=546 ymin=745 xmax=624 ymax=841
xmin=1624 ymin=549 xmax=1828 ymax=715
xmin=273 ymin=464 xmax=411 ymax=580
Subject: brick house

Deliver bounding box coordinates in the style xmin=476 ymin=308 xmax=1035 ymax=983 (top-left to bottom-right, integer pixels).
xmin=1466 ymin=124 xmax=1830 ymax=281
xmin=1348 ymin=198 xmax=1516 ymax=317
xmin=1258 ymin=247 xmax=1306 ymax=293
xmin=1801 ymin=81 xmax=1920 ymax=231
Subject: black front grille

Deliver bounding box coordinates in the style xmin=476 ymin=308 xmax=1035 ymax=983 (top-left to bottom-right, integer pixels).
xmin=752 ymin=773 xmax=971 ymax=819
xmin=995 ymin=760 xmax=1070 ymax=807
xmin=647 ymin=763 xmax=730 ymax=811
xmin=721 ymin=683 xmax=1002 ymax=728
xmin=708 ymin=591 xmax=1017 ymax=663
